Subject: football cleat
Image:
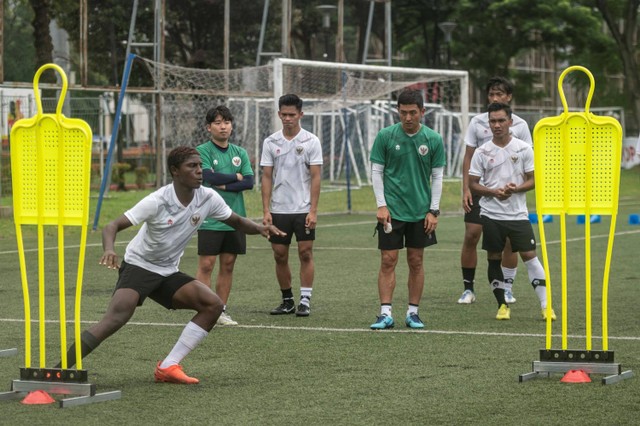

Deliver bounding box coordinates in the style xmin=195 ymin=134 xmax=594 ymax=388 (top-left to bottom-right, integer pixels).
xmin=154 ymin=362 xmax=199 ymax=384
xmin=405 ymin=313 xmax=425 ymax=329
xmin=457 ymin=289 xmax=476 ymax=304
xmin=504 ymin=290 xmax=517 ymax=304
xmin=496 ymin=304 xmax=511 ymax=320
xmin=370 ymin=315 xmax=394 ymax=330
xmin=296 ymin=304 xmax=310 ymax=317
xmin=270 ymin=300 xmax=296 ymax=315
xmin=541 ymin=308 xmax=557 ymax=321
xmin=216 ymin=312 xmax=238 ymax=326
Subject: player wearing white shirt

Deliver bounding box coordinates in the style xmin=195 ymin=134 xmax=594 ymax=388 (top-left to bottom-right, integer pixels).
xmin=458 ymin=76 xmax=532 ymax=306
xmin=261 ymin=94 xmax=323 ymax=317
xmin=58 ymin=147 xmax=284 ymax=384
xmin=469 ymin=103 xmax=555 ymax=321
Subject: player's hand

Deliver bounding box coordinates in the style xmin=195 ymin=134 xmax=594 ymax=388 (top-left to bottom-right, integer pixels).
xmin=376 ymin=206 xmax=391 ymax=226
xmin=424 ymin=212 xmax=438 ymax=235
xmin=262 ymin=212 xmax=273 ymax=226
xmin=236 ymin=173 xmax=243 ymax=181
xmin=462 ymin=188 xmax=473 ymax=213
xmin=494 ymin=187 xmax=511 ymax=201
xmin=504 ymin=183 xmax=518 ymax=195
xmin=263 ymin=224 xmax=286 ymax=240
xmin=100 ymin=250 xmax=120 ymax=270
xmin=305 ymin=211 xmax=317 ymax=231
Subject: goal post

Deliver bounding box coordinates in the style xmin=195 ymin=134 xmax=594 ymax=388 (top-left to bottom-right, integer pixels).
xmin=272 ymin=58 xmax=469 ymax=186
xmin=92 ymin=55 xmax=468 ymax=224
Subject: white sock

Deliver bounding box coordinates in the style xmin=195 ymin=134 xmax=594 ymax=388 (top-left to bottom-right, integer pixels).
xmin=380 ymin=304 xmax=392 ymax=317
xmin=407 ymin=304 xmax=418 ymax=316
xmin=160 ymin=321 xmax=208 ymax=369
xmin=502 ymin=266 xmax=517 ymax=287
xmin=300 ymin=287 xmax=312 ymax=307
xmin=525 ymin=257 xmax=548 ymax=308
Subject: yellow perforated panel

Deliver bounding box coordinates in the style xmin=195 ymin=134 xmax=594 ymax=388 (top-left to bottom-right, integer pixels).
xmin=11 ymin=113 xmax=92 ymax=226
xmin=534 ymin=112 xmax=622 ymax=215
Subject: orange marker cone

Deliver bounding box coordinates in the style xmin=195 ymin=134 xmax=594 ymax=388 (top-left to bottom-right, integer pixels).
xmin=560 ymin=369 xmax=591 ymax=383
xmin=21 ymin=390 xmax=56 ymax=404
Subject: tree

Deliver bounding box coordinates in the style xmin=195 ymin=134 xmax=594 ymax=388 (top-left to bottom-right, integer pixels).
xmin=29 ymin=0 xmax=53 ymax=80
xmin=592 ymin=0 xmax=640 ymax=130
xmin=3 ymin=0 xmax=36 ymax=81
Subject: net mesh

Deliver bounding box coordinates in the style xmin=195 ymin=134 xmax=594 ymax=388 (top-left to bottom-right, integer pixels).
xmin=128 ymin=56 xmax=467 ymax=186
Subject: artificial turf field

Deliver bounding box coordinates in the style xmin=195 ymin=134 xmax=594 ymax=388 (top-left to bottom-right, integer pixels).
xmin=0 ymin=176 xmax=639 ymax=424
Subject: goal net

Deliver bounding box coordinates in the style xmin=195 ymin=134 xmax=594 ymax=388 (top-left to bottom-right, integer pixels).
xmin=117 ymin=56 xmax=468 ymax=187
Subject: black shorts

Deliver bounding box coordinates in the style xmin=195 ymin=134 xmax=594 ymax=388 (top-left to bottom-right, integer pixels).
xmin=464 ymin=194 xmax=482 ymax=224
xmin=376 ymin=219 xmax=437 ymax=250
xmin=197 ymin=229 xmax=247 ymax=256
xmin=115 ymin=261 xmax=195 ymax=309
xmin=269 ymin=213 xmax=315 ymax=245
xmin=481 ymin=216 xmax=536 ymax=253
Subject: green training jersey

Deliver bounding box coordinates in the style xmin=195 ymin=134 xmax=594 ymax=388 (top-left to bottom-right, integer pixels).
xmin=196 ymin=140 xmax=253 ymax=231
xmin=369 ymin=123 xmax=446 ymax=222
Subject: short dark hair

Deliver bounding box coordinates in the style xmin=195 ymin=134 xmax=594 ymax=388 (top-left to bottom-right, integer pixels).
xmin=167 ymin=146 xmax=199 ymax=177
xmin=278 ymin=93 xmax=303 ymax=111
xmin=397 ymin=89 xmax=424 ymax=109
xmin=487 ymin=102 xmax=512 ymax=118
xmin=485 ymin=76 xmax=514 ymax=96
xmin=205 ymin=105 xmax=234 ymax=124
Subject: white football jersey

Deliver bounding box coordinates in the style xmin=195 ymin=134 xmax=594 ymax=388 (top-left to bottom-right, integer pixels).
xmin=123 ymin=184 xmax=232 ymax=276
xmin=464 ymin=112 xmax=532 ymax=148
xmin=469 ymin=137 xmax=534 ymax=221
xmin=260 ymin=128 xmax=323 ymax=214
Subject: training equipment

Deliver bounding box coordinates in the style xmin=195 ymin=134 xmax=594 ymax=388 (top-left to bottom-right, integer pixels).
xmin=520 ymin=66 xmax=632 ymax=385
xmin=154 ymin=362 xmax=199 ymax=385
xmin=0 ymin=64 xmax=121 ymax=408
xmin=21 ymin=390 xmax=55 ymax=405
xmin=496 ymin=304 xmax=511 ymax=320
xmin=216 ymin=312 xmax=238 ymax=326
xmin=560 ymin=369 xmax=591 ymax=383
xmin=457 ymin=289 xmax=476 ymax=304
xmin=296 ymin=304 xmax=310 ymax=317
xmin=383 ymin=222 xmax=392 ymax=234
xmin=370 ymin=315 xmax=394 ymax=330
xmin=629 ymin=214 xmax=640 ymax=225
xmin=270 ymin=300 xmax=296 ymax=315
xmin=93 ymin=55 xmax=469 ymax=228
xmin=405 ymin=313 xmax=425 ymax=329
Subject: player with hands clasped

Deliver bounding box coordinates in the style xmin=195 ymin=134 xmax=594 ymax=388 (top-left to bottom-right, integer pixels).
xmin=468 ymin=103 xmax=556 ymax=321
xmin=369 ymin=89 xmax=445 ymax=330
xmin=458 ymin=77 xmax=532 ymax=305
xmin=58 ymin=146 xmax=284 ymax=384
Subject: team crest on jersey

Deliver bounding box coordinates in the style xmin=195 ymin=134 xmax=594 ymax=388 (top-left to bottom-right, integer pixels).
xmin=511 ymin=155 xmax=519 ymax=163
xmin=213 ymin=159 xmax=219 ymax=166
xmin=295 ymin=146 xmax=304 ymax=155
xmin=418 ymin=145 xmax=429 ymax=156
xmin=395 ymin=144 xmax=400 ymax=151
xmin=167 ymin=219 xmax=174 ymax=226
xmin=191 ymin=214 xmax=201 ymax=226
xmin=232 ymin=156 xmax=241 ymax=167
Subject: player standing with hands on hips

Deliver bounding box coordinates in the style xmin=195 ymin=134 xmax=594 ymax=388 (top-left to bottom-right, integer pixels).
xmin=468 ymin=103 xmax=556 ymax=321
xmin=369 ymin=89 xmax=445 ymax=330
xmin=261 ymin=94 xmax=323 ymax=317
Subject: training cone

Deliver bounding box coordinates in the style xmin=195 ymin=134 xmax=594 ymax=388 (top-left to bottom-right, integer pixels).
xmin=21 ymin=390 xmax=56 ymax=405
xmin=560 ymin=369 xmax=591 ymax=383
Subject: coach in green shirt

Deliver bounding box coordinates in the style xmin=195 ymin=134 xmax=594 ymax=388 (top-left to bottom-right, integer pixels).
xmin=369 ymin=89 xmax=446 ymax=330
xmin=196 ymin=105 xmax=254 ymax=326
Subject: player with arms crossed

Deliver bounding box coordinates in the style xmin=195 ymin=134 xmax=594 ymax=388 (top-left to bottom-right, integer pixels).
xmin=196 ymin=105 xmax=254 ymax=326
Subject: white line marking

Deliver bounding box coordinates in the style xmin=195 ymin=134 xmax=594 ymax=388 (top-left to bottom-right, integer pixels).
xmin=1 ymin=317 xmax=638 ymax=341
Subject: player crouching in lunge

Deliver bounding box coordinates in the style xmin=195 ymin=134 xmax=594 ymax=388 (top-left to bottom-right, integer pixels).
xmin=468 ymin=103 xmax=556 ymax=321
xmin=57 ymin=146 xmax=285 ymax=384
